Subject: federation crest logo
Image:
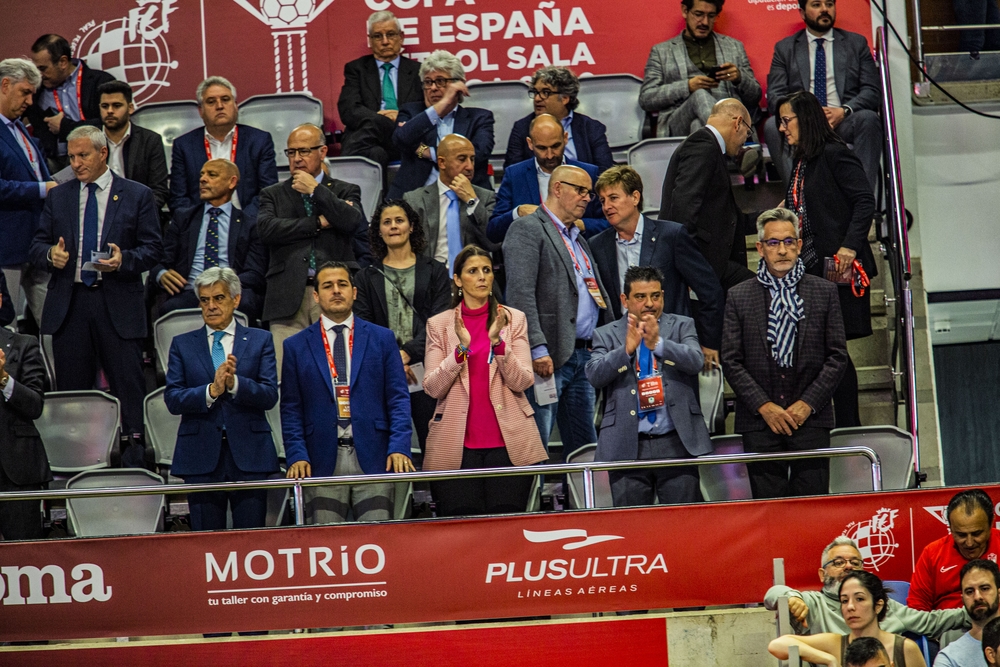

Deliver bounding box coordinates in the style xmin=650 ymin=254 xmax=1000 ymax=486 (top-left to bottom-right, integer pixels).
xmin=843 ymin=508 xmax=899 ymax=572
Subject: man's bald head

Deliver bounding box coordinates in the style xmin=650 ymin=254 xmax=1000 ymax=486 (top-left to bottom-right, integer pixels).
xmin=528 ymin=113 xmax=568 ymax=173
xmin=545 ymin=164 xmax=593 ymax=224
xmin=548 ymin=164 xmax=588 ymax=195
xmin=289 ymin=123 xmax=324 ymax=146
xmin=437 ymin=133 xmax=475 ymax=183
xmin=706 ymin=98 xmax=752 ymax=157
xmin=199 ymin=158 xmax=240 ymax=204
xmin=287 ymin=123 xmax=328 ymax=177
xmin=205 ymin=158 xmax=239 ymax=180
xmin=437 ymin=133 xmax=473 ymax=158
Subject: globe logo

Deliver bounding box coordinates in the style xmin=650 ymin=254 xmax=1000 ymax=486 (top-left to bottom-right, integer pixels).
xmin=76 ymin=19 xmax=179 ymax=106
xmin=844 ymin=508 xmax=899 ymax=572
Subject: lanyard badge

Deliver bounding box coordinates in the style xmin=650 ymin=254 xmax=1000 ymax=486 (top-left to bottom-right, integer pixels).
xmin=636 ymin=344 xmax=665 ymax=412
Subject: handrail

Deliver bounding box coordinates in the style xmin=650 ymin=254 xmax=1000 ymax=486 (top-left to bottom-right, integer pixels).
xmin=875 ymin=28 xmax=921 ymax=480
xmin=921 ymin=23 xmax=1000 ymax=31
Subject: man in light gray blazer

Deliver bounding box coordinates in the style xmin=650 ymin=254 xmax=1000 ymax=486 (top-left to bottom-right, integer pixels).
xmin=402 ymin=134 xmax=496 ymax=273
xmin=638 ymin=0 xmax=761 ymax=137
xmin=586 ymin=266 xmax=712 ymax=506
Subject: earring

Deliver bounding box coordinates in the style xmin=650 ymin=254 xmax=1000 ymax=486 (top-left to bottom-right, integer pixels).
xmin=458 ymin=286 xmax=463 ymax=296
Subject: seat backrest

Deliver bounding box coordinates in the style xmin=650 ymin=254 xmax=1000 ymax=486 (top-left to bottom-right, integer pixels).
xmin=698 ymin=368 xmax=725 ymax=434
xmin=153 ymin=309 xmax=249 ymax=375
xmin=131 ymin=101 xmax=203 ymax=173
xmin=829 ymin=426 xmax=916 ymax=493
xmin=627 ymin=138 xmax=685 ymax=215
xmin=700 ymin=434 xmax=754 ymax=502
xmin=144 ymin=386 xmax=180 ymax=467
xmin=267 ymin=383 xmax=284 ymax=460
xmin=39 ymin=334 xmax=56 ymax=391
xmin=883 ymin=580 xmax=910 ymax=605
xmin=66 ymin=469 xmax=164 ymax=537
xmin=238 ymin=93 xmax=324 ymax=167
xmin=464 ymin=81 xmax=532 ymax=159
xmin=35 ymin=391 xmax=120 ymax=473
xmin=325 ymin=156 xmax=383 ymax=218
xmin=565 ymin=444 xmax=614 ymax=508
xmin=575 ymin=75 xmax=645 ymax=149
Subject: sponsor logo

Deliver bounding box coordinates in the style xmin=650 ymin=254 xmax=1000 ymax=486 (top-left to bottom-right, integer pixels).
xmin=940 ymin=564 xmax=958 ymax=573
xmin=523 ymin=529 xmax=624 ymax=550
xmin=843 ymin=508 xmax=899 ymax=572
xmin=0 ymin=563 xmax=111 ymax=605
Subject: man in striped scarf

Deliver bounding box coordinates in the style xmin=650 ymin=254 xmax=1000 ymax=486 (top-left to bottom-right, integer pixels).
xmin=720 ymin=207 xmax=848 ymax=499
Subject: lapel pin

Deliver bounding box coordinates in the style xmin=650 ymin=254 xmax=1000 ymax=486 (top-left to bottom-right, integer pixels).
xmin=113 ymin=195 xmax=119 ymax=201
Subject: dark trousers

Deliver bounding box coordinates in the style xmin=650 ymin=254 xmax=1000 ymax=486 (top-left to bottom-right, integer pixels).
xmin=833 ymin=355 xmax=861 ymax=428
xmin=431 ymin=447 xmax=534 ymax=517
xmin=182 ymin=436 xmax=269 ymax=531
xmin=720 ymin=260 xmax=756 ymax=292
xmin=160 ymin=286 xmax=263 ymax=324
xmin=411 ymin=390 xmax=436 ymax=454
xmin=52 ymin=284 xmax=145 ymax=435
xmin=954 ymin=0 xmax=1000 ymax=52
xmin=340 ymin=117 xmax=399 ymax=170
xmin=0 ymin=466 xmax=44 ymax=541
xmin=742 ymin=426 xmax=831 ymax=499
xmin=608 ymin=431 xmax=701 ymax=507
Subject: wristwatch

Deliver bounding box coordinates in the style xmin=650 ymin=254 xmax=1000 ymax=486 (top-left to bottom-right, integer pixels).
xmin=843 ymin=106 xmax=853 ymax=117
xmin=416 ymin=143 xmax=429 ymax=159
xmin=0 ymin=373 xmax=9 ymax=389
xmin=466 ymin=197 xmax=479 ymax=208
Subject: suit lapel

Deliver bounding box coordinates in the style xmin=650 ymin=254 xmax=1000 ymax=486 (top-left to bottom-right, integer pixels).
xmin=373 ymin=261 xmax=389 ymax=321
xmin=753 ymin=282 xmax=771 ymax=352
xmin=308 ymin=322 xmax=336 ymax=399
xmin=639 ymin=219 xmax=657 ymax=267
xmin=188 ymin=204 xmax=205 ymax=257
xmin=795 ymin=32 xmax=812 ymax=93
xmin=350 ymin=318 xmax=369 ymax=387
xmin=227 ymin=207 xmax=243 ymax=261
xmin=540 ymin=213 xmax=577 ymax=284
xmin=413 ymin=258 xmax=430 ymax=323
xmin=194 ymin=326 xmax=217 ymax=381
xmin=795 ymin=279 xmax=812 ymax=359
xmin=122 ymin=133 xmax=132 ymax=176
xmin=100 ymin=174 xmax=124 ymax=246
xmin=423 ymin=185 xmax=441 ymax=250
xmin=670 ymin=38 xmax=689 ymax=83
xmin=0 ymin=124 xmax=36 ymax=176
xmin=832 ymin=30 xmax=847 ymax=99
xmin=364 ymin=56 xmax=383 ymax=104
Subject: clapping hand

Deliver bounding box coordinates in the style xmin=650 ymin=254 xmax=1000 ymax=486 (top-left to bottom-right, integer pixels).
xmin=488 ymin=306 xmax=509 ymax=346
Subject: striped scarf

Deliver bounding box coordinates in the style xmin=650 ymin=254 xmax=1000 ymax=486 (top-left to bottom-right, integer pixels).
xmin=757 ymin=257 xmax=805 ymax=368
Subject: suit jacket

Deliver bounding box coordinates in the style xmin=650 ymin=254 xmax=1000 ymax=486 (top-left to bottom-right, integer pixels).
xmin=488 ymin=158 xmax=608 ymax=243
xmin=121 ymin=123 xmax=169 ymax=211
xmin=658 ymin=127 xmax=747 ymax=281
xmin=388 ymin=103 xmax=495 ymax=198
xmin=721 ymin=273 xmax=848 ymax=432
xmin=421 ymin=305 xmax=547 ymax=470
xmin=639 ymin=32 xmax=762 ymax=134
xmin=256 ymin=175 xmax=369 ymax=322
xmin=403 ymin=181 xmax=498 ymax=256
xmin=168 ymin=123 xmax=278 ymax=220
xmin=280 ymin=318 xmax=412 ymax=477
xmin=0 ymin=271 xmax=12 ymax=327
xmin=164 ymin=323 xmax=279 ymax=477
xmin=766 ymin=28 xmax=881 ymax=115
xmin=589 ymin=216 xmax=725 ymax=350
xmin=586 ymin=312 xmax=712 ymax=460
xmin=24 ymin=62 xmax=114 ymax=160
xmin=503 ymin=207 xmax=610 ymax=368
xmin=0 ymin=118 xmax=53 ymax=266
xmin=0 ymin=327 xmax=49 ymax=486
xmin=337 ymin=54 xmax=422 ymax=133
xmin=353 ymin=256 xmax=452 ymax=364
xmin=29 ymin=173 xmax=163 ymax=338
xmin=504 ymin=112 xmax=615 ymax=172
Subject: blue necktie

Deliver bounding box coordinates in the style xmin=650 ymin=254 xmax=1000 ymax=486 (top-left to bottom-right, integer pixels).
xmin=444 ymin=189 xmax=462 ymax=273
xmin=81 ymin=182 xmax=99 ymax=286
xmin=637 ymin=344 xmax=657 ymax=424
xmin=205 ymin=207 xmax=222 ymax=268
xmin=211 ymin=330 xmax=226 ymax=370
xmin=814 ymin=38 xmax=828 ymax=107
xmin=332 ymin=324 xmax=350 ymax=428
xmin=381 ymin=62 xmax=397 ymax=111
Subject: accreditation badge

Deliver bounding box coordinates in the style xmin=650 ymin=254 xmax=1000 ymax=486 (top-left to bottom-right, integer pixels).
xmin=335 ymin=384 xmax=351 ymax=419
xmin=637 ymin=375 xmax=665 ymax=409
xmin=584 ymin=277 xmax=607 ymax=309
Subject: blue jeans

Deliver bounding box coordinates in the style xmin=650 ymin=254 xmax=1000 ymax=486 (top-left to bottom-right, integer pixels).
xmin=527 ymin=347 xmax=598 ymax=461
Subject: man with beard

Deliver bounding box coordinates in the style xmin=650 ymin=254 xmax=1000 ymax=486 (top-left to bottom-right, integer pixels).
xmin=934 ymin=559 xmax=1000 ymax=667
xmin=764 ymin=536 xmax=968 ymax=636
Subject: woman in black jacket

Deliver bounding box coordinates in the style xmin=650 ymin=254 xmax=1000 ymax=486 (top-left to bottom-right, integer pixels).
xmin=774 ymin=91 xmax=877 ymax=428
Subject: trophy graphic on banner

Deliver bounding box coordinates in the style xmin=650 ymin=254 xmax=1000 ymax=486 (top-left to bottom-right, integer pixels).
xmin=233 ymin=0 xmax=335 ymax=93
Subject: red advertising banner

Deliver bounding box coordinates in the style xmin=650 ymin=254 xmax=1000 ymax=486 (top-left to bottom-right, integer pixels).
xmin=0 ymin=0 xmax=874 ymax=130
xmin=0 ymin=484 xmax=990 ymax=642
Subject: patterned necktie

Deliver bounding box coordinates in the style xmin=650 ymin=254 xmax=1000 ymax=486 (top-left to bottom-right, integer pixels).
xmin=302 ymin=194 xmax=317 ymax=272
xmin=332 ymin=324 xmax=350 ymax=427
xmin=81 ymin=182 xmax=99 ymax=286
xmin=205 ymin=207 xmax=222 ymax=268
xmin=381 ymin=62 xmax=397 ymax=111
xmin=444 ymin=189 xmax=462 ymax=273
xmin=814 ymin=39 xmax=828 ymax=107
xmin=212 ymin=330 xmax=226 ymax=370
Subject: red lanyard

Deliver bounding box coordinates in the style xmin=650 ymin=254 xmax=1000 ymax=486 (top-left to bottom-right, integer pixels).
xmin=52 ymin=67 xmax=84 ymax=120
xmin=790 ymin=160 xmax=805 ymax=213
xmin=320 ymin=320 xmax=354 ymax=382
xmin=14 ymin=123 xmax=36 ymax=167
xmin=543 ymin=206 xmax=592 ymax=277
xmin=204 ymin=125 xmax=238 ymax=162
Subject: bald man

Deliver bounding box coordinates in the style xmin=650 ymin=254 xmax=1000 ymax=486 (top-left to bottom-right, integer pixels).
xmin=504 ymin=165 xmax=611 ymax=454
xmin=152 ymin=159 xmax=268 ymax=322
xmin=402 ymin=134 xmax=497 ymax=273
xmin=659 ymin=98 xmax=756 ymax=291
xmin=488 ymin=114 xmax=607 ymax=244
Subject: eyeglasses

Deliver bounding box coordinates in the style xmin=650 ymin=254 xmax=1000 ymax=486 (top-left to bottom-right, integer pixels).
xmin=735 ymin=116 xmax=750 ymax=134
xmin=422 ymin=77 xmax=459 ymax=90
xmin=779 ymin=115 xmax=798 ymax=128
xmin=823 ymin=557 xmax=865 ymax=569
xmin=283 ymin=145 xmax=325 ymax=158
xmin=529 ymin=88 xmax=558 ymax=99
xmin=761 ymin=237 xmax=799 ymax=248
xmin=689 ymin=9 xmax=719 ymax=19
xmin=558 ymin=181 xmax=595 ymax=200
xmin=368 ymin=31 xmax=400 ymax=41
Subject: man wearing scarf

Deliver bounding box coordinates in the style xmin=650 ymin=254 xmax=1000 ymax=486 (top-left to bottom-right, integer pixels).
xmin=721 ymin=207 xmax=847 ymax=499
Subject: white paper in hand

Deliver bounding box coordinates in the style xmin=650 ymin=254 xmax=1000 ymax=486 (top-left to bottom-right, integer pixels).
xmin=407 ymin=362 xmax=425 ymax=394
xmin=533 ymin=373 xmax=558 ymax=406
xmin=81 ymin=250 xmax=111 ymax=272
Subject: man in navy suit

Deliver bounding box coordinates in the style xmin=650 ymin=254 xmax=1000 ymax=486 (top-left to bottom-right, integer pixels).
xmin=0 ymin=58 xmax=56 ymax=329
xmin=152 ymin=159 xmax=267 ymax=322
xmin=387 ymin=50 xmax=494 ymax=199
xmin=29 ymin=125 xmax=162 ymax=460
xmin=169 ymin=76 xmax=278 ymax=221
xmin=164 ymin=267 xmax=279 ymax=531
xmin=282 ymin=262 xmax=414 ymax=524
xmin=488 ymin=114 xmax=608 ymax=244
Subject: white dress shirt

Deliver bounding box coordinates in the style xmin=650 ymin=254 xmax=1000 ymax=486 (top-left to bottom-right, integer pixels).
xmin=433 ymin=178 xmax=479 ymax=266
xmin=205 ymin=319 xmax=240 ymax=406
xmin=205 ymin=126 xmax=241 ymax=208
xmin=2 ymin=114 xmax=45 ymax=194
xmin=321 ymin=312 xmax=354 ymax=437
xmin=561 ymin=111 xmax=577 ymax=161
xmin=105 ymin=123 xmax=132 ymax=177
xmin=75 ymin=167 xmax=114 ymax=283
xmin=421 ymin=107 xmax=457 ymax=186
xmin=705 ymin=124 xmax=726 ymax=154
xmin=615 ymin=215 xmax=645 ymax=294
xmin=807 ymin=30 xmax=842 ymax=108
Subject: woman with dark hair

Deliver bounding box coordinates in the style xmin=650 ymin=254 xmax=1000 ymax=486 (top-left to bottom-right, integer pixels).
xmin=354 ymin=199 xmax=451 ymax=452
xmin=775 ymin=90 xmax=877 ymax=428
xmin=769 ymin=571 xmax=926 ymax=667
xmin=421 ymin=245 xmax=547 ymax=516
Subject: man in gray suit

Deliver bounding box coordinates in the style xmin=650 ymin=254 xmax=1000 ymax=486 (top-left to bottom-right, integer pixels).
xmin=586 ymin=266 xmax=711 ymax=506
xmin=639 ymin=0 xmax=761 ymax=137
xmin=402 ymin=133 xmax=496 ymax=273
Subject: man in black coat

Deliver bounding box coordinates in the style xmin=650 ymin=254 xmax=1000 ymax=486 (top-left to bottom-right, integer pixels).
xmin=659 ymin=98 xmax=755 ymax=292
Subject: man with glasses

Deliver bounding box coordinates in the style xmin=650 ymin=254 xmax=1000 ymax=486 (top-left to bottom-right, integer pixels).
xmin=721 ymin=207 xmax=847 ymax=498
xmin=765 ymin=537 xmax=968 ymax=636
xmin=387 ymin=50 xmax=494 ymax=199
xmin=257 ymin=124 xmax=369 ymax=372
xmin=338 ymin=11 xmax=422 ymax=173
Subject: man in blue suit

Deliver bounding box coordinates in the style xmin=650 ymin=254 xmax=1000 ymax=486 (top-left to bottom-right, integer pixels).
xmin=0 ymin=58 xmax=56 ymax=329
xmin=282 ymin=261 xmax=414 ymax=524
xmin=488 ymin=114 xmax=608 ymax=244
xmin=169 ymin=76 xmax=278 ymax=221
xmin=164 ymin=267 xmax=279 ymax=531
xmin=29 ymin=125 xmax=162 ymax=463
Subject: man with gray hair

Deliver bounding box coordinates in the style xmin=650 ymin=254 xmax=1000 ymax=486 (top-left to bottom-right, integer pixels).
xmin=721 ymin=207 xmax=846 ymax=498
xmin=764 ymin=535 xmax=968 ymax=636
xmin=388 ymin=50 xmax=494 ymax=199
xmin=338 ymin=10 xmax=422 ymax=172
xmin=0 ymin=57 xmax=57 ymax=330
xmin=169 ymin=76 xmax=277 ymax=220
xmin=164 ymin=266 xmax=279 ymax=531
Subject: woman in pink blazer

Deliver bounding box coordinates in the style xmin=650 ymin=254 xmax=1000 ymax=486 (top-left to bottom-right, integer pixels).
xmin=422 ymin=245 xmax=547 ymax=516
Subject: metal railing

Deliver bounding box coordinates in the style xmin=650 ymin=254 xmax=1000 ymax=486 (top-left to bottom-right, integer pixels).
xmin=875 ymin=28 xmax=922 ymax=480
xmin=909 ymin=0 xmax=1000 ymax=88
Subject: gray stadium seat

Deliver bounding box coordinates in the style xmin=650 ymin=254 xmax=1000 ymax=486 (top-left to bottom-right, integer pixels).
xmin=239 ymin=93 xmax=324 ymax=167
xmin=39 ymin=334 xmax=56 ymax=390
xmin=829 ymin=425 xmax=916 ymax=492
xmin=464 ymin=80 xmax=532 ymax=163
xmin=153 ymin=308 xmax=248 ymax=377
xmin=699 ymin=367 xmax=725 ymax=434
xmin=131 ymin=100 xmax=202 ymax=173
xmin=325 ymin=156 xmax=382 ymax=218
xmin=144 ymin=386 xmax=180 ymax=468
xmin=66 ymin=469 xmax=165 ymax=537
xmin=575 ymin=74 xmax=645 ymax=155
xmin=700 ymin=434 xmax=753 ymax=502
xmin=565 ymin=443 xmax=613 ymax=509
xmin=627 ymin=137 xmax=684 ymax=215
xmin=35 ymin=391 xmax=120 ymax=475
xmin=267 ymin=383 xmax=284 ymax=460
